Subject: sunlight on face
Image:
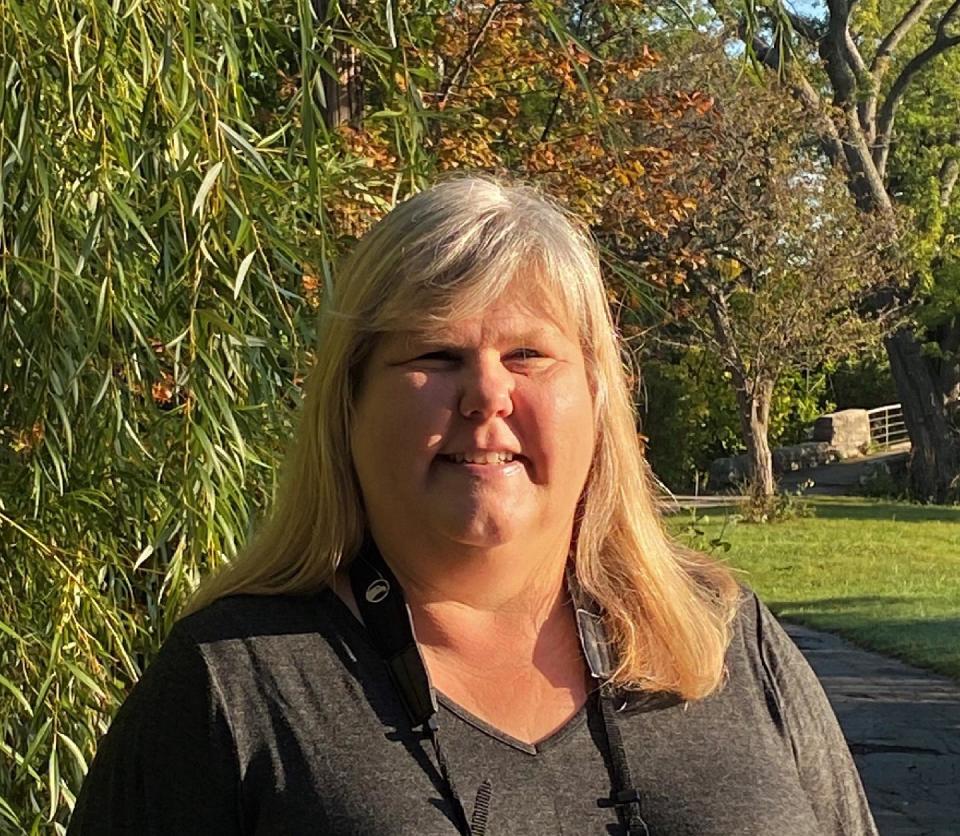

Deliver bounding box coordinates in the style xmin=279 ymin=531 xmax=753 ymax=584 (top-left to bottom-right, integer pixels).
xmin=350 ymin=292 xmax=596 ymax=559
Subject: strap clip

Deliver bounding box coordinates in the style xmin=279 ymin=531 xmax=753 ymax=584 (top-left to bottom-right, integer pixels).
xmin=597 ymin=788 xmax=642 ymax=808
xmin=597 ymin=789 xmax=650 ymax=836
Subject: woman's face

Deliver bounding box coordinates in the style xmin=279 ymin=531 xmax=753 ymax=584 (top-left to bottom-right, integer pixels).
xmin=350 ymin=291 xmax=596 ymax=559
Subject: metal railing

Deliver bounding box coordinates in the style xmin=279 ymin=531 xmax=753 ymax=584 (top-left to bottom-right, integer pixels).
xmin=866 ymin=403 xmax=910 ymax=448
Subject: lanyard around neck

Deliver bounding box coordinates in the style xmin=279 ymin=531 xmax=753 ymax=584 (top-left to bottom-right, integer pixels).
xmin=347 ymin=538 xmax=650 ymax=836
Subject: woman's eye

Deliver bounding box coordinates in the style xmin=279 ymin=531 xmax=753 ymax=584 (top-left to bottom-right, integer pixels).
xmin=414 ymin=350 xmax=458 ymax=363
xmin=508 ymin=348 xmax=543 ymax=361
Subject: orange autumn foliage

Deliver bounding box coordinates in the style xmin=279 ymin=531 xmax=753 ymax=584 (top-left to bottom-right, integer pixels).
xmin=317 ymin=0 xmax=713 ymax=303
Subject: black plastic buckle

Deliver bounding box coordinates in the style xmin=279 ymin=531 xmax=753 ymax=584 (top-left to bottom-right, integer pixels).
xmin=597 ymin=788 xmax=642 ymax=809
xmin=597 ymin=790 xmax=650 ymax=836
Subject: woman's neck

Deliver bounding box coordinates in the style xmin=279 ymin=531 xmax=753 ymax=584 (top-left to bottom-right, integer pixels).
xmin=406 ymin=566 xmax=575 ymax=678
xmin=334 ymin=538 xmax=590 ymax=744
xmin=337 ymin=538 xmax=585 ymax=671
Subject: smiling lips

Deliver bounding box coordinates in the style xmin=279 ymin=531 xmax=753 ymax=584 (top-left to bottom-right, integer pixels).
xmin=443 ymin=451 xmax=517 ymax=465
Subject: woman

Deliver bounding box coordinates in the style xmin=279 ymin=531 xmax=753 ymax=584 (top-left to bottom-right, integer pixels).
xmin=69 ymin=177 xmax=877 ymax=835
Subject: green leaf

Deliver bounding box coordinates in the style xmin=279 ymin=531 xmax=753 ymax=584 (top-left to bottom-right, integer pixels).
xmin=385 ymin=0 xmax=397 ymax=48
xmin=0 ymin=619 xmax=27 ymax=644
xmin=63 ymin=662 xmax=109 ymax=702
xmin=233 ymin=250 xmax=256 ymax=299
xmin=217 ymin=121 xmax=271 ymax=176
xmin=0 ymin=795 xmax=19 ymax=828
xmin=19 ymin=718 xmax=52 ymax=778
xmin=191 ymin=161 xmax=224 ymax=218
xmin=0 ymin=674 xmax=32 ymax=713
xmin=106 ymin=191 xmax=159 ymax=254
xmin=56 ymin=732 xmax=88 ymax=775
xmin=47 ymin=744 xmax=59 ymax=820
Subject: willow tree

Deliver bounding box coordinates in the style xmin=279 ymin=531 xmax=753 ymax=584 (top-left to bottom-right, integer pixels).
xmin=0 ymin=0 xmax=446 ymax=827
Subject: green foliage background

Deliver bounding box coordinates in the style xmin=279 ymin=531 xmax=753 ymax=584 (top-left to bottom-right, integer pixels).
xmin=0 ymin=0 xmax=436 ymax=828
xmin=0 ymin=0 xmax=897 ymax=829
xmin=641 ymin=347 xmax=834 ymax=491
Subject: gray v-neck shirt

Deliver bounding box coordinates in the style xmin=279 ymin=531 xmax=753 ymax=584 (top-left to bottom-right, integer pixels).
xmin=68 ymin=588 xmax=877 ymax=835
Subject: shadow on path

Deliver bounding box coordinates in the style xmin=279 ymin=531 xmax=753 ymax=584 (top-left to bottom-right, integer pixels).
xmin=772 ymin=604 xmax=960 ymax=681
xmin=785 ymin=622 xmax=960 ymax=836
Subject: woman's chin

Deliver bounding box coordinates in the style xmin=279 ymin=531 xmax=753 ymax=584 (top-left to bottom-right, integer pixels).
xmin=434 ymin=514 xmax=522 ymax=552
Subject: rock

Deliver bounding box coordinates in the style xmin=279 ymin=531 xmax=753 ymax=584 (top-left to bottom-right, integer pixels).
xmin=813 ymin=409 xmax=871 ymax=457
xmin=772 ymin=442 xmax=836 ymax=474
xmin=709 ymin=454 xmax=750 ymax=487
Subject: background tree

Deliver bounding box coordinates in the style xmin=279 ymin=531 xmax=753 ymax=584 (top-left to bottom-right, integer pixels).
xmin=698 ymin=0 xmax=960 ymax=501
xmin=640 ymin=346 xmax=832 ymax=491
xmin=635 ymin=46 xmax=894 ymax=496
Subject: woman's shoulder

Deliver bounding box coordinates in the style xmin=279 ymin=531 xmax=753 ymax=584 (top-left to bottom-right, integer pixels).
xmin=175 ymin=589 xmax=337 ymax=641
xmin=170 ymin=588 xmax=367 ymax=677
xmin=726 ymin=584 xmax=797 ymax=667
xmin=726 ymin=585 xmax=807 ymax=662
xmin=721 ymin=584 xmax=833 ymax=721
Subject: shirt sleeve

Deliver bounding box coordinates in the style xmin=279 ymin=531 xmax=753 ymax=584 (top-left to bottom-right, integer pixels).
xmin=67 ymin=626 xmax=244 ymax=835
xmin=752 ymin=596 xmax=879 ymax=836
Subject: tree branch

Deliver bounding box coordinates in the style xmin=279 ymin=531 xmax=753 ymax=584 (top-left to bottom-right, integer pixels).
xmin=862 ymin=0 xmax=939 ymax=144
xmin=872 ymin=0 xmax=938 ymax=73
xmin=940 ymin=155 xmax=960 ymax=206
xmin=844 ymin=30 xmax=869 ymax=82
xmin=820 ymin=0 xmax=860 ymax=106
xmin=541 ymin=0 xmax=594 ymax=142
xmin=437 ymin=0 xmax=506 ymax=111
xmin=778 ymin=2 xmax=824 ymax=44
xmin=841 ymin=104 xmax=894 ymax=211
xmin=875 ymin=0 xmax=960 ymax=176
xmin=789 ymin=72 xmax=848 ymax=167
xmin=712 ymin=0 xmax=859 ymax=181
xmin=725 ymin=4 xmax=848 ymax=167
xmin=703 ymin=280 xmax=748 ymax=374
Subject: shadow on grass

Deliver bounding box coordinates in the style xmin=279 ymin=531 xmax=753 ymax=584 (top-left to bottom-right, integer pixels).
xmin=766 ymin=596 xmax=919 ymax=610
xmin=808 ymin=499 xmax=960 ymax=524
xmin=768 ymin=598 xmax=960 ymax=680
xmin=670 ymin=498 xmax=960 ymax=525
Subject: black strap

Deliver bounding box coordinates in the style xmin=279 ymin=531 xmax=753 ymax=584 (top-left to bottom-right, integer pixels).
xmin=470 ymin=779 xmax=493 ymax=833
xmin=348 ymin=541 xmax=483 ymax=836
xmin=597 ymin=693 xmax=650 ymax=836
xmin=349 ymin=541 xmax=437 ymax=727
xmin=348 ymin=540 xmax=648 ymax=836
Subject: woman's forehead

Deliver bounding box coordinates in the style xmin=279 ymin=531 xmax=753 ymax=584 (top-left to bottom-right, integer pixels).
xmin=402 ymin=297 xmax=577 ymax=343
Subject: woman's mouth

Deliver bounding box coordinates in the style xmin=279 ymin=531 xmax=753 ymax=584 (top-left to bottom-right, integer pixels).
xmin=441 ymin=452 xmax=517 ymax=465
xmin=437 ymin=452 xmax=529 ymax=476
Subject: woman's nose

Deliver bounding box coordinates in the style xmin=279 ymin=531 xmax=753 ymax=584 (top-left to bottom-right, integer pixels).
xmin=459 ymin=356 xmax=515 ymax=420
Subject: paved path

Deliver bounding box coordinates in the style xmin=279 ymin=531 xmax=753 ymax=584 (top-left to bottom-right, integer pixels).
xmin=660 ymin=444 xmax=913 ymax=512
xmin=785 ymin=622 xmax=960 ymax=835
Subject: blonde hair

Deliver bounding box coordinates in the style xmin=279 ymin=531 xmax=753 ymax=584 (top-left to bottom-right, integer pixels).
xmin=184 ymin=176 xmax=740 ymax=700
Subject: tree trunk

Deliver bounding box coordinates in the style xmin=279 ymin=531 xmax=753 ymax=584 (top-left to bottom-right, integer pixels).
xmin=703 ymin=288 xmax=777 ymax=497
xmin=315 ymin=0 xmax=363 ymax=130
xmin=936 ymin=317 xmax=960 ymax=406
xmin=885 ymin=328 xmax=960 ymax=502
xmin=735 ymin=379 xmax=776 ymax=497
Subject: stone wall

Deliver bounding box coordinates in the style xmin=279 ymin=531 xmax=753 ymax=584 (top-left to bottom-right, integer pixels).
xmin=708 ymin=409 xmax=872 ymax=488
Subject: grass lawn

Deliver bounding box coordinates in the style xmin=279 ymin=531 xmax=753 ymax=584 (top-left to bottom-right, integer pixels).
xmin=670 ymin=497 xmax=960 ymax=679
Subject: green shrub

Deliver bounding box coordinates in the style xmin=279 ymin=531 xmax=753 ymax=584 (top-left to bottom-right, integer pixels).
xmin=640 ymin=346 xmax=833 ymax=492
xmin=738 ymin=489 xmax=817 ymax=524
